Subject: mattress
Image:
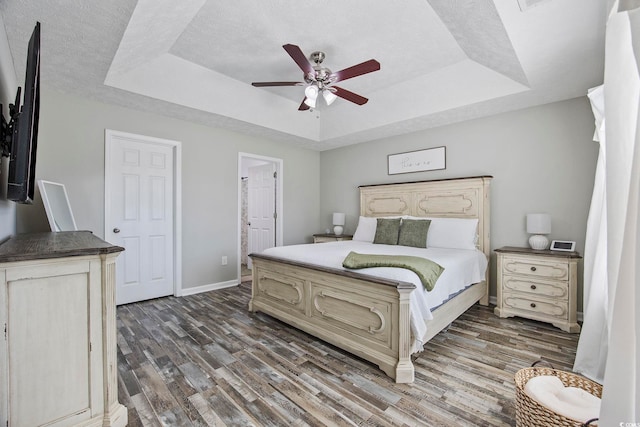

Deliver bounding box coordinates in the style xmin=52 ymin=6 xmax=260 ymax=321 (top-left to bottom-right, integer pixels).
xmin=259 ymin=241 xmax=488 ymax=352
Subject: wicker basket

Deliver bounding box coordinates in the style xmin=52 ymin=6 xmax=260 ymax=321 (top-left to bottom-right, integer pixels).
xmin=515 ymin=365 xmax=602 ymax=427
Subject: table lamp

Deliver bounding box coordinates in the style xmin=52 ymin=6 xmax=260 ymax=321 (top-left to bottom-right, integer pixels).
xmin=526 ymin=213 xmax=551 ymax=250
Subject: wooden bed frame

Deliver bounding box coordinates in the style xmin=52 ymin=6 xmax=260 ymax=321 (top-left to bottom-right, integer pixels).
xmin=249 ymin=176 xmax=492 ymax=383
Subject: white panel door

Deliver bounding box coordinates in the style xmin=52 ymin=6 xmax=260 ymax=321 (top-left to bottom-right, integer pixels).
xmin=107 ymin=133 xmax=175 ymax=305
xmin=247 ymin=163 xmax=276 ymax=268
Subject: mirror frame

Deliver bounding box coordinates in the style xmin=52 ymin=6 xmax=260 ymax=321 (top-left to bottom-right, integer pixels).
xmin=37 ymin=180 xmax=78 ymax=232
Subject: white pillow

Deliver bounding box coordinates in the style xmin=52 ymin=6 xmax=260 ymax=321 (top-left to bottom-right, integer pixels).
xmin=427 ymin=217 xmax=479 ymax=250
xmin=352 ymin=216 xmax=377 ymax=242
xmin=404 ymin=216 xmax=479 ymax=250
xmin=525 ymin=375 xmax=601 ymax=423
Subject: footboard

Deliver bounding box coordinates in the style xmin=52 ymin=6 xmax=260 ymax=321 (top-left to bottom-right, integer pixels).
xmin=249 ymin=253 xmax=416 ymax=383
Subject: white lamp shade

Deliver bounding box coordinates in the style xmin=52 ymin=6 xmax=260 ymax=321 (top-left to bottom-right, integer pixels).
xmin=305 ymin=85 xmax=318 ymax=99
xmin=323 ymin=90 xmax=337 ymax=105
xmin=303 ymin=85 xmax=318 ymax=108
xmin=526 ymin=213 xmax=551 ymax=234
xmin=332 ymin=212 xmax=346 ymax=226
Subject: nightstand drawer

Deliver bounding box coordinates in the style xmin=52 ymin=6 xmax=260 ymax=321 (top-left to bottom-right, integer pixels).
xmin=502 ymin=256 xmax=568 ymax=280
xmin=502 ymin=293 xmax=568 ymax=320
xmin=502 ymin=275 xmax=568 ymax=299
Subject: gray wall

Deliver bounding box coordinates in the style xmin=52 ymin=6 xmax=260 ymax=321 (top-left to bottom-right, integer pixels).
xmin=319 ymin=97 xmax=598 ymax=306
xmin=17 ymin=88 xmax=320 ymax=290
xmin=0 ymin=12 xmax=17 ymax=240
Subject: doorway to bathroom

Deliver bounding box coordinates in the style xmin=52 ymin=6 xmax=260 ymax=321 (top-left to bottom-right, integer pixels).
xmin=238 ymin=153 xmax=283 ymax=282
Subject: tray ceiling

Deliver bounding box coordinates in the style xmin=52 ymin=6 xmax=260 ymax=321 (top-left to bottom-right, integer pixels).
xmin=0 ymin=0 xmax=606 ymax=150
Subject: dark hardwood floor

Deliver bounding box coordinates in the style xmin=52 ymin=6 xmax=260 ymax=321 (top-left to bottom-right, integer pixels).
xmin=116 ymin=282 xmax=579 ymax=426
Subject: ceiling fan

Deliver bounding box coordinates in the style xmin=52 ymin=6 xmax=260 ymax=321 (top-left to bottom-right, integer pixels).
xmin=251 ymin=44 xmax=380 ymax=111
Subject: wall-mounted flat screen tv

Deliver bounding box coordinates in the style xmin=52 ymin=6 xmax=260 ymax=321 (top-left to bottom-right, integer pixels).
xmin=1 ymin=22 xmax=40 ymax=204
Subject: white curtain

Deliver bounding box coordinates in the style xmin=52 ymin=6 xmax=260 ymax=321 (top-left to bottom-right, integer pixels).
xmin=573 ymin=85 xmax=609 ymax=383
xmin=574 ymin=2 xmax=640 ymax=424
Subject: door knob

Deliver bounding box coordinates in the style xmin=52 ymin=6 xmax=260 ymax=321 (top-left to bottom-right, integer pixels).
xmin=113 ymin=228 xmax=120 ymax=233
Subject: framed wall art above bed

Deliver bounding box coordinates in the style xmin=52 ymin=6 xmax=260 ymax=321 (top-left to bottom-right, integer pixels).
xmin=249 ymin=176 xmax=492 ymax=383
xmin=388 ymin=146 xmax=446 ymax=175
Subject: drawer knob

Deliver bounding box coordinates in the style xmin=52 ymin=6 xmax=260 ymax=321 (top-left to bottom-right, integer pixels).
xmin=530 ymin=285 xmax=537 ymax=290
xmin=530 ymin=266 xmax=537 ymax=272
xmin=530 ymin=303 xmax=537 ymax=308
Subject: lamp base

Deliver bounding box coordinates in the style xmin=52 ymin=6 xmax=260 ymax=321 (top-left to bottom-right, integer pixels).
xmin=529 ymin=234 xmax=549 ymax=250
xmin=333 ymin=225 xmax=344 ymax=236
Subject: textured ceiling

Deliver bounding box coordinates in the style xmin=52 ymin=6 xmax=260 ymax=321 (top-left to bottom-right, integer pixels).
xmin=0 ymin=0 xmax=606 ymax=150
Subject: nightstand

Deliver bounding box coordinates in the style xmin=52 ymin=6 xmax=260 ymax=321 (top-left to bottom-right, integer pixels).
xmin=494 ymin=246 xmax=581 ymax=333
xmin=313 ymin=233 xmax=353 ymax=243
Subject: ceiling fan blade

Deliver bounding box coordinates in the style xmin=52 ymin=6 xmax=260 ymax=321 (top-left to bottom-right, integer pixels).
xmin=298 ymin=98 xmax=311 ymax=111
xmin=251 ymin=81 xmax=302 ymax=87
xmin=332 ymin=86 xmax=369 ymax=105
xmin=283 ymin=44 xmax=314 ymax=75
xmin=332 ymin=59 xmax=380 ymax=83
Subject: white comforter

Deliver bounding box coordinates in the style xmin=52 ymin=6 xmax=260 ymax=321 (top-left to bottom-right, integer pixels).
xmin=259 ymin=241 xmax=488 ymax=353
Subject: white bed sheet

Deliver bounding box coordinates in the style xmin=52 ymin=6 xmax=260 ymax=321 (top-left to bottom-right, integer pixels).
xmin=259 ymin=241 xmax=488 ymax=353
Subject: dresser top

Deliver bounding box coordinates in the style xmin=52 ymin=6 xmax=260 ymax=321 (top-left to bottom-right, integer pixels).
xmin=495 ymin=246 xmax=582 ymax=258
xmin=0 ymin=231 xmax=124 ymax=263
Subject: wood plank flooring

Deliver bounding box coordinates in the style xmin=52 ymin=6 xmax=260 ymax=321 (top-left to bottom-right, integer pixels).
xmin=116 ymin=282 xmax=580 ymax=426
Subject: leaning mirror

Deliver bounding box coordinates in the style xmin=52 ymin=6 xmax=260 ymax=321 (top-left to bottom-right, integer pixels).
xmin=38 ymin=180 xmax=78 ymax=231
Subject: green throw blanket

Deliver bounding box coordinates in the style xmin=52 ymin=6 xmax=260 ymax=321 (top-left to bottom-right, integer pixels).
xmin=342 ymin=251 xmax=444 ymax=291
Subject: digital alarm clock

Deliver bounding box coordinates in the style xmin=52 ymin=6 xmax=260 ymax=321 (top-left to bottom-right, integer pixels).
xmin=550 ymin=240 xmax=576 ymax=252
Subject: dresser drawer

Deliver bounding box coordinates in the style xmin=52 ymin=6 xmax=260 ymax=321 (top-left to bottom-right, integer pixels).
xmin=502 ymin=274 xmax=568 ymax=300
xmin=502 ymin=293 xmax=568 ymax=320
xmin=502 ymin=255 xmax=568 ymax=280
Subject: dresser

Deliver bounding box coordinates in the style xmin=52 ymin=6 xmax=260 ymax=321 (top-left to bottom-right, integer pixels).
xmin=0 ymin=231 xmax=127 ymax=427
xmin=312 ymin=233 xmax=353 ymax=243
xmin=494 ymin=246 xmax=581 ymax=333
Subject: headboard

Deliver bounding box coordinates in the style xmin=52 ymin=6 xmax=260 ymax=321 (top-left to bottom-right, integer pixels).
xmin=359 ymin=176 xmax=492 ymax=260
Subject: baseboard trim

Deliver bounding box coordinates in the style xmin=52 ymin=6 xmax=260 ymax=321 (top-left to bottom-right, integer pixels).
xmin=179 ymin=279 xmax=239 ymax=296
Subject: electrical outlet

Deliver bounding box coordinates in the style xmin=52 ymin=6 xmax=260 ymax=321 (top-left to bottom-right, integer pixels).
xmin=221 ymin=256 xmax=228 ymax=265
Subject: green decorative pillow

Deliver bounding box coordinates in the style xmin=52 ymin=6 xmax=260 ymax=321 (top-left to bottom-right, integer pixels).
xmin=373 ymin=218 xmax=401 ymax=245
xmin=398 ymin=219 xmax=431 ymax=248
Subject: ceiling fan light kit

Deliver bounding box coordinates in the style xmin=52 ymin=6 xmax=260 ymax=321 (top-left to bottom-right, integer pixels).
xmin=252 ymin=44 xmax=380 ymax=111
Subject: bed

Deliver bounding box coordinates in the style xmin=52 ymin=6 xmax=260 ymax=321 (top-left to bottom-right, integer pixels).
xmin=249 ymin=176 xmax=492 ymax=383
